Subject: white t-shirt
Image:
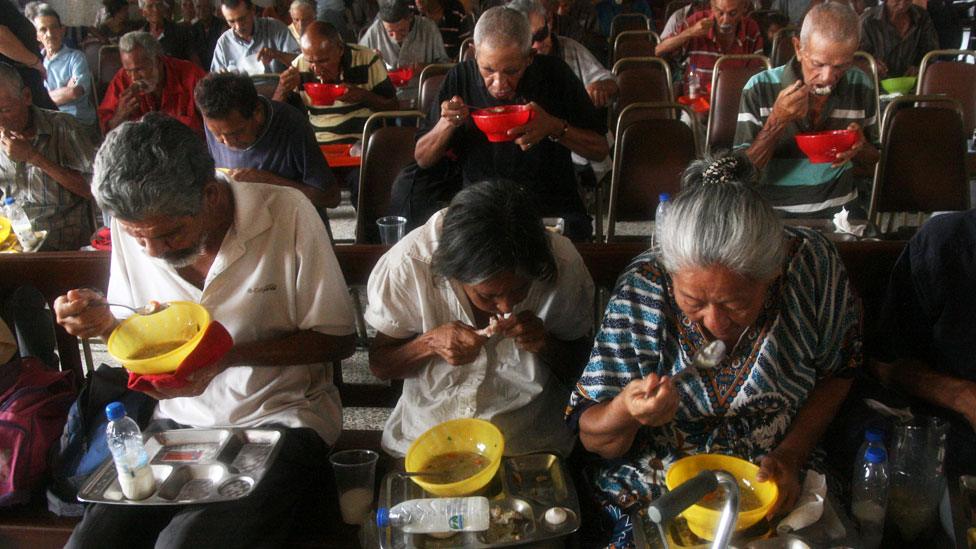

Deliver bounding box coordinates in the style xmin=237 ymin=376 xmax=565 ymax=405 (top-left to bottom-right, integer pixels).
xmin=107 ymin=180 xmax=357 ymax=445
xmin=365 ymin=210 xmax=595 ymax=457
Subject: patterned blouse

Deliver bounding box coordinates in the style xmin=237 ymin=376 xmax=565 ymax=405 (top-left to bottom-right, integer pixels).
xmin=567 ymin=227 xmax=862 ymax=513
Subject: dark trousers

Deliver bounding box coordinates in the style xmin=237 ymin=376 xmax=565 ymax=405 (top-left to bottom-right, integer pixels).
xmin=66 ymin=425 xmax=331 ymax=549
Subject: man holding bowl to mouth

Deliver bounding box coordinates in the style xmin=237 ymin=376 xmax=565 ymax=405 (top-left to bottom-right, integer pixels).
xmin=734 ymin=1 xmax=879 ymax=218
xmin=414 ymin=6 xmax=609 ymax=242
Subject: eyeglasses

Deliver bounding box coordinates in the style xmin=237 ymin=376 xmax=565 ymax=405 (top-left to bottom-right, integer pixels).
xmin=531 ymin=24 xmax=550 ymax=43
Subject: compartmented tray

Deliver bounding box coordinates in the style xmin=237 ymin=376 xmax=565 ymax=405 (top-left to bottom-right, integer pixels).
xmin=78 ymin=428 xmax=283 ymax=505
xmin=378 ymin=453 xmax=580 ymax=548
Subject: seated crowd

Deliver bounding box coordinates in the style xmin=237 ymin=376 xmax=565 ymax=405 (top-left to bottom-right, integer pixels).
xmin=0 ymin=0 xmax=972 ymax=547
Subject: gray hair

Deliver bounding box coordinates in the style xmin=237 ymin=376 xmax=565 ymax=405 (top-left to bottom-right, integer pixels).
xmin=93 ymin=113 xmax=215 ymax=221
xmin=657 ymin=156 xmax=785 ymax=281
xmin=800 ymin=1 xmax=859 ymax=48
xmin=34 ymin=5 xmax=61 ymax=23
xmin=507 ymin=0 xmax=546 ymax=20
xmin=138 ymin=0 xmax=172 ymax=9
xmin=432 ymin=180 xmax=556 ymax=285
xmin=24 ymin=1 xmax=51 ymax=20
xmin=0 ymin=63 xmax=25 ymax=96
xmin=474 ymin=6 xmax=532 ymax=56
xmin=290 ymin=0 xmax=315 ymax=11
xmin=119 ymin=31 xmax=163 ymax=59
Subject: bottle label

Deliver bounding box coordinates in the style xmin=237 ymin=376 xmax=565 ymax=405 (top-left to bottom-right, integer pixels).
xmin=449 ymin=515 xmax=463 ymax=530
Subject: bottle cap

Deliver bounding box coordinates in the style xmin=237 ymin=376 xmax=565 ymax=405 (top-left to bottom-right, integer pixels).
xmin=864 ymin=428 xmax=884 ymax=443
xmin=3 ymin=197 xmax=13 ymax=205
xmin=659 ymin=193 xmax=670 ymax=203
xmin=105 ymin=401 xmax=126 ymax=421
xmin=865 ymin=446 xmax=886 ymax=463
xmin=376 ymin=508 xmax=389 ymax=528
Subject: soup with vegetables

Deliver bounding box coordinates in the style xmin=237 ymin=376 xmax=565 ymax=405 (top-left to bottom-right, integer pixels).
xmin=698 ymin=481 xmax=763 ymax=512
xmin=421 ymin=451 xmax=490 ymax=484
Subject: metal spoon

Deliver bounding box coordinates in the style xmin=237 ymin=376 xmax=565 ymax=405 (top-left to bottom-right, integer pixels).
xmin=89 ymin=299 xmax=170 ymax=316
xmin=645 ymin=340 xmax=727 ymax=398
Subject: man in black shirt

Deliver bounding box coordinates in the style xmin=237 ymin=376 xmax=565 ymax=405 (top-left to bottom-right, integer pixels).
xmin=415 ymin=5 xmax=608 ymax=241
xmin=0 ymin=0 xmax=54 ymax=109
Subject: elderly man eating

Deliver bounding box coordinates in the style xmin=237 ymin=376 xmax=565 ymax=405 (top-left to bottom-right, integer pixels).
xmin=0 ymin=62 xmax=96 ymax=251
xmin=859 ymin=0 xmax=939 ymax=78
xmin=656 ymin=0 xmax=763 ymax=91
xmin=98 ymin=31 xmax=206 ymax=136
xmin=734 ymin=1 xmax=880 ymax=217
xmin=367 ymin=179 xmax=594 ymax=457
xmin=211 ymin=0 xmax=299 ymax=74
xmin=570 ymin=154 xmax=861 ymax=547
xmin=415 ymin=6 xmax=608 ymax=241
xmin=55 ymin=113 xmax=357 ymax=548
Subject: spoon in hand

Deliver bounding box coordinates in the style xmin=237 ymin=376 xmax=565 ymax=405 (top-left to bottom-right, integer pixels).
xmin=89 ymin=299 xmax=169 ymax=316
xmin=644 ymin=339 xmax=727 ymax=398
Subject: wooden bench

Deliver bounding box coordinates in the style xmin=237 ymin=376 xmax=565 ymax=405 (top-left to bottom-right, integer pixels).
xmin=0 ymin=240 xmax=906 ymax=548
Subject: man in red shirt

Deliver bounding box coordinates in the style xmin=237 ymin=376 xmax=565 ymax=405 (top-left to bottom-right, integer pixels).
xmin=656 ymin=0 xmax=763 ymax=92
xmin=97 ymin=30 xmax=205 ymax=137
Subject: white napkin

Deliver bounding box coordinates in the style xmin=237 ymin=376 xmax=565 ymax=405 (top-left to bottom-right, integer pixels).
xmin=776 ymin=471 xmax=827 ymax=534
xmin=832 ymin=207 xmax=866 ymax=237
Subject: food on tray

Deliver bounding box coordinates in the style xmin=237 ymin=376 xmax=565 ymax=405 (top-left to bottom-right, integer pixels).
xmin=421 ymin=451 xmax=490 ymax=484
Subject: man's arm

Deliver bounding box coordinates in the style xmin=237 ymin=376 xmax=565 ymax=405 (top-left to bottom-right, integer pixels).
xmin=0 ymin=132 xmax=92 ymax=198
xmin=745 ymin=80 xmax=808 ymax=170
xmin=0 ymin=25 xmax=43 ymax=69
xmin=654 ymin=18 xmax=710 ymax=56
xmin=416 ymin=95 xmax=467 ymax=168
xmin=871 ymin=358 xmax=976 ymax=430
xmin=47 ymin=78 xmax=86 ymax=105
xmin=222 ymin=329 xmax=356 ymax=367
xmin=369 ymin=324 xmax=487 ymax=380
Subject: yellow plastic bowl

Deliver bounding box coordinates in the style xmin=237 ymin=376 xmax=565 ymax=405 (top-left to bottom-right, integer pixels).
xmin=404 ymin=418 xmax=505 ymax=496
xmin=107 ymin=301 xmax=210 ymax=374
xmin=665 ymin=454 xmax=778 ymax=540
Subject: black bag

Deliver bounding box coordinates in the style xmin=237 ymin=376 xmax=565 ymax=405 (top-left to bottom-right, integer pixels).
xmin=388 ymin=160 xmax=463 ymax=233
xmin=46 ymin=364 xmax=155 ymax=516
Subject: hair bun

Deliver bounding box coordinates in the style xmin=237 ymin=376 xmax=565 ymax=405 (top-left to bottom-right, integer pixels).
xmin=701 ymin=156 xmax=744 ymax=186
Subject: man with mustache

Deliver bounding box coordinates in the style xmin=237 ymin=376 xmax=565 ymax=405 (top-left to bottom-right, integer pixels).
xmin=414 ymin=6 xmax=608 ymax=242
xmin=734 ymin=1 xmax=880 ymax=218
xmin=656 ymin=0 xmax=763 ymax=94
xmin=54 ymin=113 xmax=357 ymax=548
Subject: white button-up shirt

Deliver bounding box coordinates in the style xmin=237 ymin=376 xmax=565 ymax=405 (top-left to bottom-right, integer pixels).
xmin=365 ymin=210 xmax=595 ymax=457
xmin=107 ymin=179 xmax=357 ymax=445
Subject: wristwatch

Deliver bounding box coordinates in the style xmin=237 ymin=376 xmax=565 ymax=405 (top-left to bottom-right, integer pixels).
xmin=548 ymin=119 xmax=569 ymax=143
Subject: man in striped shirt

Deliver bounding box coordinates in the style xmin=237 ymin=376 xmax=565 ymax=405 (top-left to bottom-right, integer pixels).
xmin=656 ymin=0 xmax=762 ymax=92
xmin=734 ymin=1 xmax=879 ymax=217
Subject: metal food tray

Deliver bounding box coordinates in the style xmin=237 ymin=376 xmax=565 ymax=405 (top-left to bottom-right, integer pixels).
xmin=78 ymin=428 xmax=283 ymax=505
xmin=378 ymin=453 xmax=580 ymax=548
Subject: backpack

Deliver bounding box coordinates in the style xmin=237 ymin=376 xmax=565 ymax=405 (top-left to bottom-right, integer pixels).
xmin=0 ymin=357 xmax=75 ymax=507
xmin=46 ymin=363 xmax=155 ymax=516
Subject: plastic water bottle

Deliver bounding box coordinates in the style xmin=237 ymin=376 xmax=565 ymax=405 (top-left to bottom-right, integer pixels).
xmin=653 ymin=193 xmax=671 ymax=251
xmin=376 ymin=496 xmax=490 ymax=533
xmin=105 ymin=401 xmax=155 ymax=500
xmin=687 ymin=65 xmax=701 ymax=99
xmin=3 ymin=197 xmax=38 ymax=250
xmin=851 ymin=446 xmax=888 ymax=549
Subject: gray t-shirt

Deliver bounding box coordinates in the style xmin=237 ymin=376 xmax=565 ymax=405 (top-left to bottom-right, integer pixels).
xmin=211 ymin=16 xmax=299 ymax=74
xmin=359 ymin=16 xmax=450 ymax=98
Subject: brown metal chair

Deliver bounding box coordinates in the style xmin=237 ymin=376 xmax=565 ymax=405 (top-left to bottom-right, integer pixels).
xmin=97 ymin=45 xmax=122 ymax=106
xmin=458 ymin=37 xmax=474 ymax=62
xmin=917 ymin=49 xmax=976 ymax=135
xmin=355 ymin=111 xmax=425 ymax=244
xmin=769 ymin=26 xmax=799 ymax=67
xmin=605 ymin=102 xmax=701 ymax=241
xmin=611 ymin=57 xmax=674 ymax=133
xmin=610 ymin=13 xmax=651 ymax=45
xmin=417 ymin=63 xmax=454 ymax=116
xmin=853 ymin=51 xmax=881 ymax=132
xmin=612 ymin=30 xmax=662 ymax=66
xmin=705 ymin=54 xmax=771 ymax=153
xmin=868 ymin=95 xmax=969 ymax=224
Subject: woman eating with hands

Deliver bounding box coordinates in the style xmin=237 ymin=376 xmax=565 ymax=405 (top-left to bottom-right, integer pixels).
xmin=568 ymin=155 xmax=862 ymax=547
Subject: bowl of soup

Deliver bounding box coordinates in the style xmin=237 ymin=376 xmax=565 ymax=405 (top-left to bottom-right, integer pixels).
xmin=665 ymin=454 xmax=778 ymax=540
xmin=107 ymin=301 xmax=210 ymax=374
xmin=471 ymin=105 xmax=534 ymax=142
xmin=304 ymin=83 xmax=348 ymax=106
xmin=387 ymin=66 xmax=414 ymax=87
xmin=404 ymin=418 xmax=505 ymax=496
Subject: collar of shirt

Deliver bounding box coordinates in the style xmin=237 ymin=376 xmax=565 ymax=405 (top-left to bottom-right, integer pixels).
xmin=233 ymin=17 xmax=267 ymax=46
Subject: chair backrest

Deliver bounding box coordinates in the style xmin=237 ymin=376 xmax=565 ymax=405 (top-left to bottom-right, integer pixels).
xmin=417 ymin=63 xmax=454 ymax=116
xmin=97 ymin=45 xmax=122 ymax=105
xmin=612 ymin=30 xmax=661 ymax=66
xmin=606 ymin=102 xmax=701 ymax=241
xmin=868 ymin=95 xmax=969 ymax=222
xmin=706 ymin=54 xmax=771 ymax=153
xmin=458 ymin=37 xmax=474 ymax=62
xmin=612 ymin=57 xmax=674 ymax=132
xmin=917 ymin=49 xmax=976 ymax=135
xmin=356 ymin=111 xmax=425 ymax=244
xmin=83 ymin=42 xmax=104 ymax=103
xmin=852 ymin=51 xmax=881 ymax=132
xmin=770 ymin=26 xmax=799 ymax=67
xmin=610 ymin=13 xmax=651 ymax=43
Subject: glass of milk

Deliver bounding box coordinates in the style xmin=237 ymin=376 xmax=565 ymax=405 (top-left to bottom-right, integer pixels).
xmin=330 ymin=449 xmax=380 ymax=524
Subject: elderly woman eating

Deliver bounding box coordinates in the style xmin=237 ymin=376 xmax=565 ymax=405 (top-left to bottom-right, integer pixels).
xmin=568 ymin=155 xmax=862 ymax=547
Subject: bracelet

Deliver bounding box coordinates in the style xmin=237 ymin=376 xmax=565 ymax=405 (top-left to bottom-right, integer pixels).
xmin=548 ymin=119 xmax=569 ymax=143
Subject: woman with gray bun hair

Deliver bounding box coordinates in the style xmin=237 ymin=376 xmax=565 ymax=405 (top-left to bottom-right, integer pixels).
xmin=568 ymin=154 xmax=863 ymax=547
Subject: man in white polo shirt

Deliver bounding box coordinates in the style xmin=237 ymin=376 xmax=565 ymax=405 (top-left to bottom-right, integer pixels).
xmin=54 ymin=113 xmax=357 ymax=548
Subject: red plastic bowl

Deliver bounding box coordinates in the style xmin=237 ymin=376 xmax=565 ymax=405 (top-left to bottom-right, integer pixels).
xmin=794 ymin=129 xmax=858 ymax=163
xmin=304 ymin=83 xmax=347 ymax=106
xmin=471 ymin=105 xmax=534 ymax=142
xmin=388 ymin=67 xmax=414 ymax=87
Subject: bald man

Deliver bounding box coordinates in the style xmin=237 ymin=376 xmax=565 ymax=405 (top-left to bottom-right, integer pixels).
xmin=734 ymin=1 xmax=879 ymax=218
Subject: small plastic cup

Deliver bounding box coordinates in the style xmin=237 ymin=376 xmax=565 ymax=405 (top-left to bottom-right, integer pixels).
xmin=376 ymin=216 xmax=407 ymax=245
xmin=329 ymin=449 xmax=379 ymax=525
